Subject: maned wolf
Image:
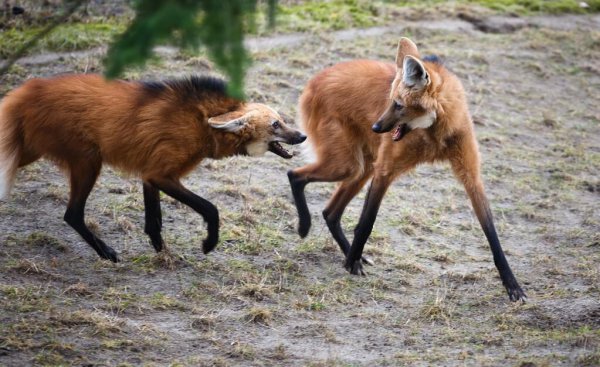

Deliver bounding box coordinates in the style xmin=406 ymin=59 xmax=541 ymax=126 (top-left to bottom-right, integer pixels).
xmin=288 ymin=38 xmax=525 ymax=301
xmin=0 ymin=74 xmax=306 ymax=262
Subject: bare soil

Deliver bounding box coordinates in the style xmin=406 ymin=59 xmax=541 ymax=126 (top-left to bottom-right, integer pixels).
xmin=1 ymin=9 xmax=599 ymax=367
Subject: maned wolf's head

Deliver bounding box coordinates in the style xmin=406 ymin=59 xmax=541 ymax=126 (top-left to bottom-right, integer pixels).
xmin=372 ymin=38 xmax=438 ymax=141
xmin=208 ymin=103 xmax=306 ymax=158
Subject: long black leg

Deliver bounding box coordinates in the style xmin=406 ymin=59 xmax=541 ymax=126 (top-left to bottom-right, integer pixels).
xmin=449 ymin=142 xmax=526 ymax=302
xmin=63 ymin=160 xmax=118 ymax=262
xmin=322 ymin=172 xmax=373 ymax=264
xmin=149 ymin=178 xmax=219 ymax=254
xmin=478 ymin=202 xmax=526 ymax=301
xmin=345 ymin=175 xmax=392 ymax=275
xmin=143 ymin=181 xmax=163 ymax=252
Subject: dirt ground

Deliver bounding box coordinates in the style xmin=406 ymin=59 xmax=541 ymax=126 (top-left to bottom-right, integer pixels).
xmin=1 ymin=7 xmax=599 ymax=367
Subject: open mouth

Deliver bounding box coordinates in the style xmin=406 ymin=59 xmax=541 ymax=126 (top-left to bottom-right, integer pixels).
xmin=392 ymin=124 xmax=411 ymax=141
xmin=268 ymin=141 xmax=293 ymax=159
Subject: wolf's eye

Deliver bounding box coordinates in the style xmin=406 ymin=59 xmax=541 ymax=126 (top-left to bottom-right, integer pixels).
xmin=271 ymin=120 xmax=280 ymax=129
xmin=394 ymin=101 xmax=404 ymax=110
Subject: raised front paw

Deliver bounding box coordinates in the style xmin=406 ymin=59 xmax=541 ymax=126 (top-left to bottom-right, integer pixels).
xmin=344 ymin=258 xmax=366 ymax=276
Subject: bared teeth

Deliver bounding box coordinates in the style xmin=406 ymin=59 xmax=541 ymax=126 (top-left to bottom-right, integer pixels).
xmin=392 ymin=124 xmax=409 ymax=141
xmin=269 ymin=141 xmax=292 ymax=158
xmin=393 ymin=126 xmax=402 ymax=141
xmin=275 ymin=142 xmax=289 ymax=154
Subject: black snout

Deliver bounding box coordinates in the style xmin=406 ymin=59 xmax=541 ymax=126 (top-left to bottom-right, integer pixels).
xmin=293 ymin=133 xmax=307 ymax=144
xmin=372 ymin=121 xmax=384 ymax=133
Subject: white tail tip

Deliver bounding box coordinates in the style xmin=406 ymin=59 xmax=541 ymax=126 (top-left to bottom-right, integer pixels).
xmin=0 ymin=151 xmax=18 ymax=201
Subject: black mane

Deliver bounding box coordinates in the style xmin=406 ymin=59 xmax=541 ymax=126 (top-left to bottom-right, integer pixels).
xmin=140 ymin=75 xmax=229 ymax=100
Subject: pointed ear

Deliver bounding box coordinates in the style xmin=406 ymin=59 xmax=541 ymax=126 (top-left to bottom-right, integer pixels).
xmin=208 ymin=111 xmax=252 ymax=133
xmin=396 ymin=37 xmax=420 ymax=69
xmin=402 ymin=55 xmax=429 ymax=90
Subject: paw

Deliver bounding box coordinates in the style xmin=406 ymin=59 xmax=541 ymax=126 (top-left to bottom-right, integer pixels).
xmin=298 ymin=217 xmax=311 ymax=238
xmin=202 ymin=235 xmax=218 ymax=254
xmin=152 ymin=241 xmax=164 ymax=253
xmin=150 ymin=237 xmax=164 ymax=253
xmin=507 ymin=285 xmax=527 ymax=303
xmin=344 ymin=258 xmax=366 ymax=276
xmin=99 ymin=246 xmax=119 ymax=263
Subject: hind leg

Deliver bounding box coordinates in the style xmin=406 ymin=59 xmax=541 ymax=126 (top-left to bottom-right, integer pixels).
xmin=288 ymin=162 xmax=352 ymax=238
xmin=143 ymin=181 xmax=163 ymax=252
xmin=322 ymin=168 xmax=373 ymax=263
xmin=289 ymin=118 xmax=371 ymax=237
xmin=63 ymin=158 xmax=118 ymax=262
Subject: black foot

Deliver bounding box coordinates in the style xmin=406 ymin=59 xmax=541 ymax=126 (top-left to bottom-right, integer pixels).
xmin=298 ymin=217 xmax=311 ymax=238
xmin=345 ymin=258 xmax=366 ymax=276
xmin=202 ymin=236 xmax=218 ymax=254
xmin=97 ymin=245 xmax=119 ymax=263
xmin=153 ymin=242 xmax=164 ymax=253
xmin=150 ymin=238 xmax=164 ymax=253
xmin=506 ymin=284 xmax=527 ymax=303
xmin=361 ymin=256 xmax=374 ymax=266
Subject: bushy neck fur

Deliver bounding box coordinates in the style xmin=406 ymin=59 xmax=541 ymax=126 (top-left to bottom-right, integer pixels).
xmin=423 ymin=65 xmax=472 ymax=144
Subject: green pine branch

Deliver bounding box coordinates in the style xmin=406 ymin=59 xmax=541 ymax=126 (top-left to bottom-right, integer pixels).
xmin=105 ymin=0 xmax=272 ymax=99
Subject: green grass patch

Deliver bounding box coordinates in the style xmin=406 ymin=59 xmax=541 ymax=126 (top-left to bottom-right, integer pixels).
xmin=272 ymin=0 xmax=600 ymax=34
xmin=277 ymin=0 xmax=383 ymax=31
xmin=149 ymin=292 xmax=187 ymax=311
xmin=466 ymin=0 xmax=600 ymax=14
xmin=0 ymin=21 xmax=126 ymax=58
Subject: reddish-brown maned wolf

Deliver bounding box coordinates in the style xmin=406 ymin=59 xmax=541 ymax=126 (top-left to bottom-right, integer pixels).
xmin=288 ymin=38 xmax=525 ymax=301
xmin=0 ymin=74 xmax=306 ymax=262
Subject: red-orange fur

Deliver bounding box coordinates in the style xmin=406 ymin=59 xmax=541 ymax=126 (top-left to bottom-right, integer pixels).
xmin=0 ymin=73 xmax=304 ymax=261
xmin=299 ymin=60 xmax=393 ymax=180
xmin=298 ymin=58 xmax=472 ymax=185
xmin=1 ymin=74 xmax=248 ymax=183
xmin=289 ymin=39 xmax=525 ymax=301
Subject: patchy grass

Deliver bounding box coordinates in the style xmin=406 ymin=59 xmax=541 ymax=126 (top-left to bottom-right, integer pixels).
xmin=276 ymin=0 xmax=383 ymax=31
xmin=0 ymin=21 xmax=126 ymax=58
xmin=271 ymin=0 xmax=600 ymax=34
xmin=466 ymin=0 xmax=600 ymax=13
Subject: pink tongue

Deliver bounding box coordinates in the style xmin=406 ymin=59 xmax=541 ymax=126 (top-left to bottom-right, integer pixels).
xmin=393 ymin=126 xmax=403 ymax=141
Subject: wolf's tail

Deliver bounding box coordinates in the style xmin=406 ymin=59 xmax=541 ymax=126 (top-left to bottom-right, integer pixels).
xmin=0 ymin=98 xmax=21 ymax=200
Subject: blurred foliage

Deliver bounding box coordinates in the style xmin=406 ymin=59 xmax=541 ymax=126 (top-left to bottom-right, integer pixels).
xmin=104 ymin=0 xmax=271 ymax=99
